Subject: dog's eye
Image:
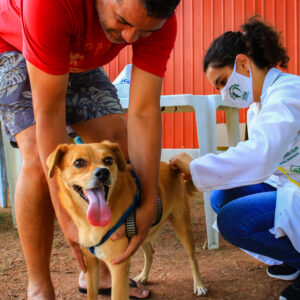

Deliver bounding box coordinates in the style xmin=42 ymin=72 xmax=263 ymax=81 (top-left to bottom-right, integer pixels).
xmin=103 ymin=156 xmax=113 ymax=166
xmin=73 ymin=159 xmax=87 ymax=168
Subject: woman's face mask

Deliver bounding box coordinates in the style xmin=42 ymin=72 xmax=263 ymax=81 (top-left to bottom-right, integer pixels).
xmin=221 ymin=61 xmax=253 ymax=108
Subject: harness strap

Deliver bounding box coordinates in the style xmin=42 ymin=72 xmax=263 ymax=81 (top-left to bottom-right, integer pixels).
xmin=151 ymin=196 xmax=163 ymax=227
xmin=125 ymin=168 xmax=163 ymax=241
xmin=278 ymin=166 xmax=300 ymax=188
xmin=89 ymin=171 xmax=140 ymax=255
xmin=125 ymin=195 xmax=163 ymax=239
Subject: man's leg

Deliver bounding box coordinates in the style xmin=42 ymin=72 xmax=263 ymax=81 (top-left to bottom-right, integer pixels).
xmin=14 ymin=125 xmax=55 ymax=300
xmin=71 ymin=113 xmax=149 ymax=299
xmin=71 ymin=113 xmax=128 ymax=158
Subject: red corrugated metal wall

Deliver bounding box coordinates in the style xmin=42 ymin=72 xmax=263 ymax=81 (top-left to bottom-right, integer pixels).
xmin=104 ymin=0 xmax=300 ymax=148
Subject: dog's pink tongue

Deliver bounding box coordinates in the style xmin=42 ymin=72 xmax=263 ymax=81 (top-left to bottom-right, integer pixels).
xmin=86 ymin=189 xmax=112 ymax=227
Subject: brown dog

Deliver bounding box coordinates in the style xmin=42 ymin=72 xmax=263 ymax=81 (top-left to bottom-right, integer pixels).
xmin=47 ymin=141 xmax=207 ymax=300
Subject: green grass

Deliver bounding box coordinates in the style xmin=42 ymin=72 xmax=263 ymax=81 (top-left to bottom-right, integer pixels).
xmin=0 ymin=211 xmax=13 ymax=231
xmin=0 ymin=212 xmax=5 ymax=224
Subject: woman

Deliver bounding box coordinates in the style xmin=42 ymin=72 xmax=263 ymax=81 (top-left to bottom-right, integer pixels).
xmin=170 ymin=17 xmax=300 ymax=300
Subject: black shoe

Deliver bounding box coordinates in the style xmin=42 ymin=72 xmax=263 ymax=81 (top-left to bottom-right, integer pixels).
xmin=267 ymin=263 xmax=300 ymax=281
xmin=279 ymin=275 xmax=300 ymax=300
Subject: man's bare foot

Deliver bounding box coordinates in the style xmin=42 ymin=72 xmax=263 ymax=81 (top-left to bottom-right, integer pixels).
xmin=78 ymin=271 xmax=150 ymax=299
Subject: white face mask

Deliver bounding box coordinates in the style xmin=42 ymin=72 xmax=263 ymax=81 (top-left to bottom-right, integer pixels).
xmin=221 ymin=61 xmax=253 ymax=108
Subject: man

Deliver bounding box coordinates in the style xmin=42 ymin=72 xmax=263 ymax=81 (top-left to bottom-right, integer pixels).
xmin=0 ymin=0 xmax=180 ymax=298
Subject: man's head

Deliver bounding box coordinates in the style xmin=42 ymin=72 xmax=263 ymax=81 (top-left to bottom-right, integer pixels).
xmin=140 ymin=0 xmax=180 ymax=19
xmin=96 ymin=0 xmax=180 ymax=44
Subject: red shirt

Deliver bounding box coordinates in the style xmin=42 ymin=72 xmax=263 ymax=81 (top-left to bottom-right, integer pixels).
xmin=0 ymin=0 xmax=177 ymax=77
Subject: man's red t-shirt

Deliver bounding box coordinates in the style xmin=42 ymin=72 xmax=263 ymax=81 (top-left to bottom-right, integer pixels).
xmin=0 ymin=0 xmax=177 ymax=77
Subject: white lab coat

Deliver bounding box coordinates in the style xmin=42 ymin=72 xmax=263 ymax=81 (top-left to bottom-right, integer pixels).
xmin=190 ymin=68 xmax=300 ymax=255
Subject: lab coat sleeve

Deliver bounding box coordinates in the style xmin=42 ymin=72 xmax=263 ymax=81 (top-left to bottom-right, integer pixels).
xmin=190 ymin=78 xmax=300 ymax=192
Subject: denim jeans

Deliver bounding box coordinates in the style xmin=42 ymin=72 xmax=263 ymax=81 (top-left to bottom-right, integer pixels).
xmin=210 ymin=183 xmax=300 ymax=269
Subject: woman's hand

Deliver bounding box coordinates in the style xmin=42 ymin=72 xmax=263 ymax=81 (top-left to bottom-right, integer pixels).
xmin=169 ymin=152 xmax=193 ymax=181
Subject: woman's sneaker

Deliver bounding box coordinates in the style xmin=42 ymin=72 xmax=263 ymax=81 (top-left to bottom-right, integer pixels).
xmin=279 ymin=275 xmax=300 ymax=300
xmin=267 ymin=263 xmax=300 ymax=281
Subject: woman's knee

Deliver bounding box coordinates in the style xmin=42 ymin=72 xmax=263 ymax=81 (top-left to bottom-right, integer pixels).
xmin=216 ymin=202 xmax=250 ymax=248
xmin=217 ymin=200 xmax=265 ymax=248
xmin=210 ymin=190 xmax=227 ymax=214
xmin=217 ymin=206 xmax=236 ymax=241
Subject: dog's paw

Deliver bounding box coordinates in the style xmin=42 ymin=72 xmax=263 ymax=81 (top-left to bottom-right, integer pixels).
xmin=194 ymin=286 xmax=208 ymax=296
xmin=134 ymin=273 xmax=148 ymax=284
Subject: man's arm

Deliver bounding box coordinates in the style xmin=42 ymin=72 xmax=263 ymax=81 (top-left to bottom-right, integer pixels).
xmin=111 ymin=64 xmax=162 ymax=264
xmin=27 ymin=62 xmax=69 ymax=165
xmin=27 ymin=62 xmax=87 ymax=271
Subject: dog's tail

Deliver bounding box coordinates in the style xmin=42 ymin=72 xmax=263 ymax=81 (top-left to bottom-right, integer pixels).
xmin=184 ymin=179 xmax=201 ymax=199
xmin=169 ymin=165 xmax=201 ymax=199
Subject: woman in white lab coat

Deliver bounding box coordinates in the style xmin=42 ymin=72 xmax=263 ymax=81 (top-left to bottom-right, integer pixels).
xmin=170 ymin=17 xmax=300 ymax=300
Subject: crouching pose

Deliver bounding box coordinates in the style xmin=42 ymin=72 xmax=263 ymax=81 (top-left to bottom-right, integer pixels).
xmin=170 ymin=16 xmax=300 ymax=300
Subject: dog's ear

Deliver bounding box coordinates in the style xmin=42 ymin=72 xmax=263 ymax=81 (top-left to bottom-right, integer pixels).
xmin=46 ymin=144 xmax=69 ymax=178
xmin=102 ymin=141 xmax=126 ymax=171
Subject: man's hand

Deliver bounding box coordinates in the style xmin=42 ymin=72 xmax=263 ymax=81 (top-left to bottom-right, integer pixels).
xmin=110 ymin=200 xmax=156 ymax=264
xmin=169 ymin=152 xmax=193 ymax=181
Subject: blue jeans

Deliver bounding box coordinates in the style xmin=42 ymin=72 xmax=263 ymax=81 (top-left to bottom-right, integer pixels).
xmin=210 ymin=183 xmax=300 ymax=269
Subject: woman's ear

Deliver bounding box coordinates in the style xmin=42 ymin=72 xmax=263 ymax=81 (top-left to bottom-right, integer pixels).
xmin=235 ymin=54 xmax=250 ymax=77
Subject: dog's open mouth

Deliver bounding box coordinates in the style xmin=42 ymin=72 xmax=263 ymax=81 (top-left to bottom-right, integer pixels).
xmin=72 ymin=184 xmax=112 ymax=227
xmin=72 ymin=184 xmax=109 ymax=204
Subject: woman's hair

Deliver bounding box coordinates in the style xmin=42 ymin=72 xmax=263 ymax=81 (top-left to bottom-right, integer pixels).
xmin=203 ymin=16 xmax=289 ymax=72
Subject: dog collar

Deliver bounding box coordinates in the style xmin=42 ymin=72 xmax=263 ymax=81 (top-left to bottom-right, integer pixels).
xmin=88 ymin=171 xmax=140 ymax=255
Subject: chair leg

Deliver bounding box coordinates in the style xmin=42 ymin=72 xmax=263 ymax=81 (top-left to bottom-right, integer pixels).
xmin=203 ymin=191 xmax=219 ymax=249
xmin=2 ymin=124 xmax=21 ymax=227
xmin=193 ymin=96 xmax=219 ymax=249
xmin=224 ymin=108 xmax=240 ymax=146
xmin=0 ymin=126 xmax=8 ymax=208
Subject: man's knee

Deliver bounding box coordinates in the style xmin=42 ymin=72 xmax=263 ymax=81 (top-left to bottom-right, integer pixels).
xmin=16 ymin=135 xmax=46 ymax=180
xmin=72 ymin=113 xmax=128 ymax=156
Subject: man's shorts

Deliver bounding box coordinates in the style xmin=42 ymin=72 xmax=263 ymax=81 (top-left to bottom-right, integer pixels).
xmin=0 ymin=51 xmax=124 ymax=147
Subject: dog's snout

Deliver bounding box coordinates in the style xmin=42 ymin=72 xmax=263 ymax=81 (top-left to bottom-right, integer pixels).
xmin=94 ymin=168 xmax=110 ymax=181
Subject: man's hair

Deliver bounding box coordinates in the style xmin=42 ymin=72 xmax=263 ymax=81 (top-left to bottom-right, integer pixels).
xmin=141 ymin=0 xmax=180 ymax=19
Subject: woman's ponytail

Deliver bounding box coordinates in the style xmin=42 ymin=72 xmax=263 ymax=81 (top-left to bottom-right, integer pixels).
xmin=204 ymin=16 xmax=289 ymax=72
xmin=242 ymin=16 xmax=289 ymax=69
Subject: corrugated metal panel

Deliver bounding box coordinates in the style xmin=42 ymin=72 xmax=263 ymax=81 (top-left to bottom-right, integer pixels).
xmin=104 ymin=0 xmax=300 ymax=148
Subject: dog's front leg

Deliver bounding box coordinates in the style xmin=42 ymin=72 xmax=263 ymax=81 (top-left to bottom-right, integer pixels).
xmin=82 ymin=247 xmax=99 ymax=300
xmin=107 ymin=260 xmax=130 ymax=300
xmin=134 ymin=242 xmax=154 ymax=284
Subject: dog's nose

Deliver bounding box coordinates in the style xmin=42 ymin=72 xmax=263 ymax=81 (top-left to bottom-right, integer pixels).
xmin=94 ymin=168 xmax=110 ymax=181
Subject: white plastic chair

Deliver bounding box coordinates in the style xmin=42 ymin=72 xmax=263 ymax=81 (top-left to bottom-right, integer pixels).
xmin=0 ymin=123 xmax=21 ymax=227
xmin=120 ymin=94 xmax=240 ymax=249
xmin=0 ymin=94 xmax=240 ymax=239
xmin=0 ymin=127 xmax=8 ymax=208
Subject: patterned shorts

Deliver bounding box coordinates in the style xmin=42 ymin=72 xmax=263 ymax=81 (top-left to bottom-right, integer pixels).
xmin=0 ymin=51 xmax=123 ymax=147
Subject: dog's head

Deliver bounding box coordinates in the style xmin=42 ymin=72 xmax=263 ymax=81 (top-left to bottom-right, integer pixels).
xmin=46 ymin=141 xmax=126 ymax=227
